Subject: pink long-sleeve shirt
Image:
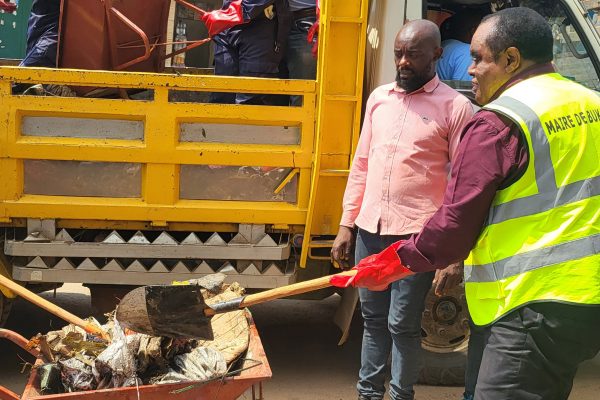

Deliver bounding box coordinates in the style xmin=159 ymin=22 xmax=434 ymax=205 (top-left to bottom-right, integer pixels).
xmin=340 ymin=76 xmax=474 ymax=235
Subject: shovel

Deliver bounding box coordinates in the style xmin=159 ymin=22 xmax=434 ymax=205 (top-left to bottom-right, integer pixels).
xmin=116 ymin=269 xmax=357 ymax=339
xmin=0 ymin=274 xmax=108 ymax=339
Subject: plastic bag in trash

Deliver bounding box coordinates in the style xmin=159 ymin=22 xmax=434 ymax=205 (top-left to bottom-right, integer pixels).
xmin=93 ymin=322 xmax=140 ymax=389
xmin=37 ymin=363 xmax=63 ymax=394
xmin=59 ymin=356 xmax=96 ymax=392
xmin=156 ymin=347 xmax=226 ymax=384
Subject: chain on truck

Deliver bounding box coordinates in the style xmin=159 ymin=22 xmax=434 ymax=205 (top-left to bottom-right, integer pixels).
xmin=1 ymin=0 xmax=599 ymax=385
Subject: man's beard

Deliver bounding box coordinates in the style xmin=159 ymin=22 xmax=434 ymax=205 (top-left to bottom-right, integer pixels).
xmin=395 ymin=68 xmax=430 ymax=93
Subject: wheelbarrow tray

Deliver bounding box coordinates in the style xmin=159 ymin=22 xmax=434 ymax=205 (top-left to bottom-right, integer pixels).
xmin=18 ymin=316 xmax=271 ymax=400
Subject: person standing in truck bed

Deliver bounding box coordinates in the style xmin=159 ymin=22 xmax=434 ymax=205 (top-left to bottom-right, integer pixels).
xmin=209 ymin=0 xmax=291 ymax=105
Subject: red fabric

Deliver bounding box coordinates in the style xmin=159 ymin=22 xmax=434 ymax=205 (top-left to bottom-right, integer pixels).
xmin=201 ymin=0 xmax=244 ymax=37
xmin=0 ymin=1 xmax=16 ymax=12
xmin=330 ymin=241 xmax=414 ymax=291
xmin=307 ymin=0 xmax=319 ymax=57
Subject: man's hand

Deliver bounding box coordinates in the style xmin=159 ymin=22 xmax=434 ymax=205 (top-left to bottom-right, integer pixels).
xmin=330 ymin=240 xmax=414 ymax=290
xmin=433 ymin=263 xmax=463 ymax=297
xmin=263 ymin=5 xmax=275 ymax=20
xmin=331 ymin=226 xmax=354 ymax=270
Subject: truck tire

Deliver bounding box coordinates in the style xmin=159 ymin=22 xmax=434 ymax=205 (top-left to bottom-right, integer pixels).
xmin=0 ymin=291 xmax=13 ymax=327
xmin=418 ymin=285 xmax=470 ymax=386
xmin=420 ymin=345 xmax=467 ymax=385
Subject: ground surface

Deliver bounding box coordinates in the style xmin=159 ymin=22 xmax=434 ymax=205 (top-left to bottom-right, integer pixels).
xmin=0 ymin=284 xmax=598 ymax=399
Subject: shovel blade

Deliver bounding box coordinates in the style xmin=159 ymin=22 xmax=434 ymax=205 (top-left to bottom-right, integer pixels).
xmin=116 ymin=285 xmax=214 ymax=340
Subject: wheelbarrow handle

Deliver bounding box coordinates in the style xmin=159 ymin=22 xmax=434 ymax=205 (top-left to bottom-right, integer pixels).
xmin=0 ymin=385 xmax=20 ymax=400
xmin=0 ymin=329 xmax=40 ymax=357
xmin=109 ymin=6 xmax=152 ymax=70
xmin=174 ymin=0 xmax=207 ymax=17
xmin=0 ymin=328 xmax=39 ymax=400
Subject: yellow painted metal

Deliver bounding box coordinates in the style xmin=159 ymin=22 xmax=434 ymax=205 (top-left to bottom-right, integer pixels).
xmin=274 ymin=168 xmax=300 ymax=195
xmin=300 ymin=0 xmax=369 ymax=267
xmin=0 ymin=0 xmax=368 ymax=273
xmin=2 ymin=196 xmax=307 ymax=224
xmin=2 ymin=67 xmax=316 ymax=93
xmin=0 ymin=70 xmax=316 ymax=224
xmin=320 ymin=169 xmax=350 ymax=177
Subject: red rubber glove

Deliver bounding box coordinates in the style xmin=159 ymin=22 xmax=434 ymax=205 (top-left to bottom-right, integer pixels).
xmin=0 ymin=1 xmax=17 ymax=12
xmin=201 ymin=0 xmax=244 ymax=37
xmin=329 ymin=241 xmax=414 ymax=291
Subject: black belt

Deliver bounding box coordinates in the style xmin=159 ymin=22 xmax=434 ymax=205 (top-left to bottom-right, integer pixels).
xmin=292 ymin=7 xmax=316 ymax=20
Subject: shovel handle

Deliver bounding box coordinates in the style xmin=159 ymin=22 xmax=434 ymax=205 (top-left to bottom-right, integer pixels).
xmin=241 ymin=269 xmax=357 ymax=308
xmin=0 ymin=274 xmax=108 ymax=339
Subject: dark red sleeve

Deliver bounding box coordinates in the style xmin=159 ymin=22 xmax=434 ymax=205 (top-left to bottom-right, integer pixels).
xmin=398 ymin=110 xmax=528 ymax=272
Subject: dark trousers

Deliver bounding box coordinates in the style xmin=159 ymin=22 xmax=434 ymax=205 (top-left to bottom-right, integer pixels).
xmin=20 ymin=0 xmax=60 ymax=67
xmin=475 ymin=302 xmax=600 ymax=400
xmin=464 ymin=319 xmax=488 ymax=398
xmin=355 ymin=229 xmax=435 ymax=400
xmin=211 ymin=17 xmax=283 ymax=105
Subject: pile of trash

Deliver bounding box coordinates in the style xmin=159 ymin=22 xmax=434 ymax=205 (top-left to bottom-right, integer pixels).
xmin=27 ymin=274 xmax=251 ymax=394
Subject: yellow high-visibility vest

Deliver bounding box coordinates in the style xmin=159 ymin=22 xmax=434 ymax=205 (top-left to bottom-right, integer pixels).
xmin=465 ymin=72 xmax=600 ymax=326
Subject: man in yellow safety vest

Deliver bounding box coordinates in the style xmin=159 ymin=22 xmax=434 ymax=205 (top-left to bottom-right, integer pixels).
xmin=331 ymin=7 xmax=600 ymax=399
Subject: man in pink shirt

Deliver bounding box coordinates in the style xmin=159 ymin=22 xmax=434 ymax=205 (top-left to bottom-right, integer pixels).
xmin=331 ymin=20 xmax=473 ymax=400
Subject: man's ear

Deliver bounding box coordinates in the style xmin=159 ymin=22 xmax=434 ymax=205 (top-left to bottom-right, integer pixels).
xmin=434 ymin=46 xmax=443 ymax=62
xmin=504 ymin=47 xmax=521 ymax=73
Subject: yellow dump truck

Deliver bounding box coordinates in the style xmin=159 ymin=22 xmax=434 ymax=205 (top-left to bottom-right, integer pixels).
xmin=1 ymin=0 xmax=600 ymax=385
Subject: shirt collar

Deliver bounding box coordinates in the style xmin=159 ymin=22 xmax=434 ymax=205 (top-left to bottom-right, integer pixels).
xmin=490 ymin=62 xmax=556 ymax=102
xmin=390 ymin=74 xmax=440 ymax=95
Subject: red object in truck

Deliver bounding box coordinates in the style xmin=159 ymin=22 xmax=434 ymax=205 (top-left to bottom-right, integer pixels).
xmin=57 ymin=0 xmax=171 ymax=95
xmin=0 ymin=0 xmax=16 ymax=13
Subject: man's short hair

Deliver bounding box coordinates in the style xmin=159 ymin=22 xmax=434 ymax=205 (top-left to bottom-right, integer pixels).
xmin=481 ymin=7 xmax=553 ymax=64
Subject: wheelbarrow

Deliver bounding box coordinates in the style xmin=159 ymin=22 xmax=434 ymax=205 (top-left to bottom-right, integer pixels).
xmin=0 ymin=315 xmax=271 ymax=400
xmin=58 ymin=0 xmax=211 ymax=96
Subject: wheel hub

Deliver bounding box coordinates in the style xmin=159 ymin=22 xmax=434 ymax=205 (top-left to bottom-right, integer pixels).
xmin=433 ymin=298 xmax=459 ymax=324
xmin=421 ymin=286 xmax=470 ymax=353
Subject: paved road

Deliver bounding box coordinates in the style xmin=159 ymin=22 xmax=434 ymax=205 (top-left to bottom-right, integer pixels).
xmin=0 ymin=284 xmax=598 ymax=399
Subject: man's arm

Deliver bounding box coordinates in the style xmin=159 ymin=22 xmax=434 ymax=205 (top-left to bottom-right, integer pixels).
xmin=432 ymin=97 xmax=474 ymax=294
xmin=399 ymin=111 xmax=527 ymax=272
xmin=331 ymin=93 xmax=375 ymax=267
xmin=448 ymin=99 xmax=475 ymax=164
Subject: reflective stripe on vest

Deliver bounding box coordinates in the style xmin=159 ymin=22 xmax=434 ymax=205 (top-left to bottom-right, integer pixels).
xmin=464 ymin=73 xmax=600 ymax=326
xmin=484 ymin=96 xmax=600 ymax=225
